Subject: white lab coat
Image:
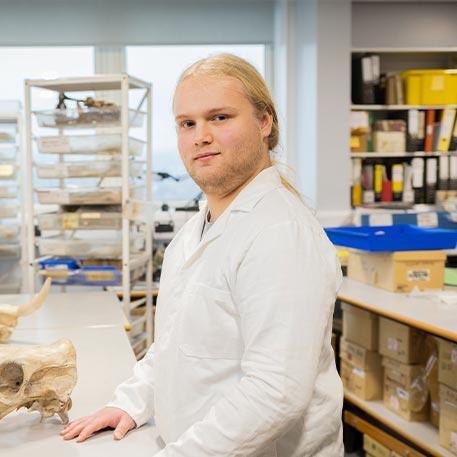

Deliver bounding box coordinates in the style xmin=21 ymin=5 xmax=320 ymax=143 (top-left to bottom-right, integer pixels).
xmin=108 ymin=166 xmax=344 ymax=456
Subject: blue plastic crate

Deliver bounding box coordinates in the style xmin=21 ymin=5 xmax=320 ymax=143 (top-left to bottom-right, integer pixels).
xmin=324 ymin=224 xmax=457 ymax=252
xmin=77 ymin=266 xmax=121 ymax=286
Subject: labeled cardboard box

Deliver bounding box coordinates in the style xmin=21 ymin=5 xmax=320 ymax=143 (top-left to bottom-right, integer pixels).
xmin=363 ymin=434 xmax=391 ymax=457
xmin=340 ymin=337 xmax=382 ymax=371
xmin=379 ymin=317 xmax=426 ymax=364
xmin=342 ymin=303 xmax=379 ymax=350
xmin=341 ymin=359 xmax=383 ymax=401
xmin=382 ymin=356 xmax=429 ymax=422
xmin=439 ymin=383 xmax=457 ymax=455
xmin=439 ymin=339 xmax=457 ymax=391
xmin=348 ymin=249 xmax=446 ymax=292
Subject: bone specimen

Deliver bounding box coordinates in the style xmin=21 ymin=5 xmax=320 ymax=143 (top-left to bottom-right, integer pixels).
xmin=0 ymin=338 xmax=77 ymax=424
xmin=0 ymin=278 xmax=52 ymax=342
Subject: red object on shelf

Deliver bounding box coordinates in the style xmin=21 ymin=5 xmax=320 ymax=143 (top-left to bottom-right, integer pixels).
xmin=381 ymin=179 xmax=393 ymax=202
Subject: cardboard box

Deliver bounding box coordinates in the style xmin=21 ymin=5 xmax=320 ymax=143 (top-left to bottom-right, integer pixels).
xmin=342 ymin=303 xmax=379 ymax=350
xmin=373 ymin=131 xmax=406 ymax=153
xmin=363 ymin=434 xmax=390 ymax=457
xmin=379 ymin=317 xmax=426 ymax=364
xmin=348 ymin=249 xmax=446 ymax=293
xmin=341 ymin=359 xmax=383 ymax=401
xmin=439 ymin=383 xmax=457 ymax=455
xmin=439 ymin=339 xmax=457 ymax=391
xmin=383 ymin=357 xmax=429 ymax=422
xmin=340 ymin=337 xmax=382 ymax=371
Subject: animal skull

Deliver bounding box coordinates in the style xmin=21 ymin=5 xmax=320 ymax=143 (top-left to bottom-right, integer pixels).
xmin=0 ymin=278 xmax=52 ymax=342
xmin=0 ymin=338 xmax=77 ymax=424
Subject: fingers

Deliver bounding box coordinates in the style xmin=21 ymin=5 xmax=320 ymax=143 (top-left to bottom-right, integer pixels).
xmin=60 ymin=417 xmax=87 ymax=435
xmin=75 ymin=418 xmax=107 ymax=443
xmin=113 ymin=415 xmax=135 ymax=440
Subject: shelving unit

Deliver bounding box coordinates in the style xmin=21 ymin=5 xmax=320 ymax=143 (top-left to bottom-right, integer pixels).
xmin=350 ymin=48 xmax=457 ymax=219
xmin=24 ymin=74 xmax=153 ymax=358
xmin=0 ymin=101 xmax=27 ymax=293
xmin=338 ymin=278 xmax=457 ymax=457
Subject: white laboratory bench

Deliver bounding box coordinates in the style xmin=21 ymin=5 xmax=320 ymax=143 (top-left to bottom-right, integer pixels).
xmin=0 ymin=291 xmax=164 ymax=456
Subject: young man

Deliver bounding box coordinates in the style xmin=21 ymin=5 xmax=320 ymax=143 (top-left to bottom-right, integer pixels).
xmin=62 ymin=54 xmax=344 ymax=456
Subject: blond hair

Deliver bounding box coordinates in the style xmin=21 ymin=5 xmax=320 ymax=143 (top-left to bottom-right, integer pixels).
xmin=176 ymin=53 xmax=302 ymax=199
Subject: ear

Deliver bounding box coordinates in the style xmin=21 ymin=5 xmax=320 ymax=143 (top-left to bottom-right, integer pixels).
xmin=258 ymin=111 xmax=273 ymax=139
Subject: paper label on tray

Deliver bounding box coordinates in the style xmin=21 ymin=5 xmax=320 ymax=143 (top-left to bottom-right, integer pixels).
xmin=0 ymin=164 xmax=14 ymax=177
xmin=62 ymin=214 xmax=79 ymax=229
xmin=407 ymin=269 xmax=430 ymax=282
xmin=417 ymin=212 xmax=438 ymax=228
xmin=81 ymin=212 xmax=101 ymax=219
xmin=39 ymin=136 xmax=71 ymax=153
xmin=368 ymin=213 xmax=393 ymax=226
xmin=389 ymin=395 xmax=400 ymax=410
xmin=387 ymin=337 xmax=398 ymax=352
xmin=452 ymin=349 xmax=457 ymax=364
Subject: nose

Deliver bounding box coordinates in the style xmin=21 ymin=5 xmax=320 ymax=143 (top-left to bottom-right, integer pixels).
xmin=194 ymin=122 xmax=213 ymax=147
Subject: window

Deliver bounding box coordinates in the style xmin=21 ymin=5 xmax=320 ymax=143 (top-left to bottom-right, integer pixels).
xmin=0 ymin=46 xmax=94 ymax=109
xmin=127 ymin=45 xmax=266 ymax=202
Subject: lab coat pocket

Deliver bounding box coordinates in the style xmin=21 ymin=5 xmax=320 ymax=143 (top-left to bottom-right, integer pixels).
xmin=178 ymin=282 xmax=242 ymax=360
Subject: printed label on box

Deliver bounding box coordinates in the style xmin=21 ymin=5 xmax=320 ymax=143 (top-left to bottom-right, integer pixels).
xmin=352 ymin=367 xmax=365 ymax=378
xmin=389 ymin=395 xmax=400 ymax=410
xmin=451 ymin=432 xmax=457 ymax=451
xmin=387 ymin=337 xmax=398 ymax=352
xmin=369 ymin=213 xmax=393 ymax=226
xmin=62 ymin=214 xmax=79 ymax=229
xmin=452 ymin=349 xmax=457 ymax=364
xmin=407 ymin=269 xmax=430 ymax=282
xmin=0 ymin=164 xmax=14 ymax=177
xmin=81 ymin=212 xmax=101 ymax=219
xmin=396 ymin=387 xmax=409 ymax=400
xmin=417 ymin=212 xmax=438 ymax=228
xmin=39 ymin=136 xmax=71 ymax=153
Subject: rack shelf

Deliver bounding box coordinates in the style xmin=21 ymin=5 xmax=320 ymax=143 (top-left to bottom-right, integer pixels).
xmin=24 ymin=74 xmax=154 ymax=358
xmin=350 ymin=151 xmax=457 ymax=158
xmin=352 ymin=104 xmax=457 ymax=111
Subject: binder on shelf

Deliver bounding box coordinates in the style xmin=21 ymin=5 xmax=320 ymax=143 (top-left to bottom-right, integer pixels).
xmin=417 ymin=110 xmax=425 ymax=152
xmin=374 ymin=164 xmax=383 ymax=202
xmin=351 ymin=159 xmax=362 ymax=207
xmin=424 ymin=110 xmax=436 ymax=153
xmin=392 ymin=164 xmax=404 ymax=202
xmin=439 ymin=155 xmax=450 ymax=191
xmin=450 ymin=156 xmax=457 ymax=190
xmin=352 ymin=54 xmax=376 ymax=104
xmin=362 ymin=164 xmax=375 ymax=204
xmin=450 ymin=113 xmax=457 ymax=151
xmin=402 ymin=163 xmax=415 ymax=204
xmin=411 ymin=157 xmax=425 ymax=204
xmin=437 ymin=108 xmax=456 ymax=152
xmin=406 ymin=110 xmax=419 ymax=152
xmin=425 ymin=158 xmax=438 ymax=204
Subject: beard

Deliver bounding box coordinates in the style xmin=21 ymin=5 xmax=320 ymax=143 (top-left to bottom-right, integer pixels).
xmin=185 ymin=138 xmax=267 ymax=198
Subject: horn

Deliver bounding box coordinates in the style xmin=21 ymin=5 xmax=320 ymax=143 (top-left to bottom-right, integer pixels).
xmin=16 ymin=278 xmax=52 ymax=317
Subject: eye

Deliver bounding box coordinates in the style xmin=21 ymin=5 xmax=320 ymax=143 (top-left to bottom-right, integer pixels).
xmin=213 ymin=114 xmax=228 ymax=122
xmin=180 ymin=120 xmax=195 ymax=129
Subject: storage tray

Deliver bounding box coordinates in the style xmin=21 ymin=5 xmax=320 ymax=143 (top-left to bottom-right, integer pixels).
xmin=0 ymin=145 xmax=18 ymax=160
xmin=0 ymin=132 xmax=15 ymax=143
xmin=0 ymin=203 xmax=19 ymax=218
xmin=0 ymin=163 xmax=18 ymax=180
xmin=34 ymin=108 xmax=144 ymax=129
xmin=325 ymin=224 xmax=457 ymax=252
xmin=0 ymin=243 xmax=20 ymax=258
xmin=38 ymin=210 xmax=122 ymax=231
xmin=0 ymin=223 xmax=19 ymax=241
xmin=36 ymin=188 xmax=122 ymax=205
xmin=37 ymin=134 xmax=145 ymax=155
xmin=38 ymin=236 xmax=144 ymax=258
xmin=0 ymin=185 xmax=18 ymax=199
xmin=36 ymin=160 xmax=144 ymax=179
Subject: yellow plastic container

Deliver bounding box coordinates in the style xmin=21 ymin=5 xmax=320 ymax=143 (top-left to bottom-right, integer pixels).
xmin=401 ymin=69 xmax=457 ymax=105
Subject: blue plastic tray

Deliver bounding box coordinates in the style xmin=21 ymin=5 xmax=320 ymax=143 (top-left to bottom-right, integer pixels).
xmin=324 ymin=224 xmax=457 ymax=252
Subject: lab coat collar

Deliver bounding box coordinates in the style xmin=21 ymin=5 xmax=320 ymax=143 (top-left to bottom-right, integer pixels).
xmin=181 ymin=166 xmax=282 ymax=266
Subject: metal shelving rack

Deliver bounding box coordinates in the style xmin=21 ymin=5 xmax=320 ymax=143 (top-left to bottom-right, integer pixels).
xmin=24 ymin=74 xmax=153 ymax=358
xmin=0 ymin=101 xmax=27 ymax=293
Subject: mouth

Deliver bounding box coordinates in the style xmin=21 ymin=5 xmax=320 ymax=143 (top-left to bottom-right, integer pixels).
xmin=194 ymin=152 xmax=221 ymax=162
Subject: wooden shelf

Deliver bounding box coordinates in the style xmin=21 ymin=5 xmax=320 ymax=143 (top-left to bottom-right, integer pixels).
xmin=345 ymin=391 xmax=453 ymax=457
xmin=337 ymin=278 xmax=457 ymax=342
xmin=352 ymin=104 xmax=457 ymax=111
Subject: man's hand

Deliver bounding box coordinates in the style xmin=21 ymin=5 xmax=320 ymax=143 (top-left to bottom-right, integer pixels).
xmin=60 ymin=406 xmax=136 ymax=443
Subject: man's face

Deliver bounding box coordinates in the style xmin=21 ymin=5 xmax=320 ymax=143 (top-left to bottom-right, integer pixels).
xmin=174 ymin=75 xmax=272 ymax=196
